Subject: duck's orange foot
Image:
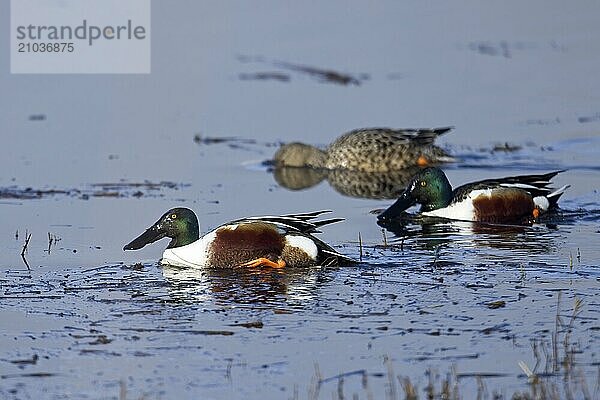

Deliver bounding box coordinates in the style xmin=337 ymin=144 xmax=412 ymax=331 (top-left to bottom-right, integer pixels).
xmin=238 ymin=257 xmax=286 ymax=269
xmin=532 ymin=208 xmax=540 ymax=219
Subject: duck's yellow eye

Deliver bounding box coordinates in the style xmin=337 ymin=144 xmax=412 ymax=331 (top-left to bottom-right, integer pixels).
xmin=420 ymin=181 xmax=427 ymax=187
xmin=171 ymin=213 xmax=177 ymax=219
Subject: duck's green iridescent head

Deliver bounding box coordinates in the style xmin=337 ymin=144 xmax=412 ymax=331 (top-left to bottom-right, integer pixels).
xmin=123 ymin=207 xmax=199 ymax=251
xmin=377 ymin=167 xmax=453 ymax=221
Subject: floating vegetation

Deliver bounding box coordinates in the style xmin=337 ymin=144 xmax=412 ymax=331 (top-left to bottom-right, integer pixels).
xmin=273 ymin=60 xmax=364 ymax=86
xmin=238 ymin=72 xmax=291 ymax=82
xmin=465 ymin=40 xmax=566 ymax=58
xmin=0 ymin=181 xmax=189 ymax=200
xmin=0 ymin=187 xmax=70 ymax=200
xmin=27 ymin=114 xmax=46 ymax=121
xmin=237 ymin=55 xmax=367 ymax=85
xmin=577 ymin=112 xmax=600 ymax=124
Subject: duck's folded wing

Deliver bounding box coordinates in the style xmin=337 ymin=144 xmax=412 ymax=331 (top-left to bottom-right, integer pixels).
xmin=386 ymin=127 xmax=454 ymax=145
xmin=229 ymin=210 xmax=342 ymax=234
xmin=453 ymin=170 xmax=565 ymax=201
xmin=224 ymin=212 xmax=355 ymax=265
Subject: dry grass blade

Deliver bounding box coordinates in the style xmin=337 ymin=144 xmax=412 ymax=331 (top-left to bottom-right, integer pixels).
xmin=337 ymin=376 xmax=345 ymax=400
xmin=309 ymin=363 xmax=322 ymax=400
xmin=518 ymin=360 xmax=539 ymax=384
xmin=119 ymin=380 xmax=126 ymax=400
xmin=400 ymin=376 xmax=417 ymax=400
xmin=358 ymin=232 xmax=363 ymax=262
xmin=20 ymin=232 xmax=32 ymax=270
xmin=383 ymin=355 xmax=397 ymax=400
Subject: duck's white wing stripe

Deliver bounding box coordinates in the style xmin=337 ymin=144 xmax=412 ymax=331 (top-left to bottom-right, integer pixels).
xmin=285 ymin=235 xmax=318 ymax=260
xmin=548 ymin=184 xmax=570 ymax=199
xmin=499 ymin=183 xmax=547 ymax=190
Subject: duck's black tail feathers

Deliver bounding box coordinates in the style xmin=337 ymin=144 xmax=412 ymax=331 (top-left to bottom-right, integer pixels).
xmin=546 ymin=184 xmax=570 ymax=208
xmin=388 ymin=126 xmax=454 ymax=146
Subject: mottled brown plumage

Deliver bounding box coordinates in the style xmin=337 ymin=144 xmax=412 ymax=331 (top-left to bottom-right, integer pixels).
xmin=281 ymin=245 xmax=316 ymax=267
xmin=273 ymin=127 xmax=454 ymax=172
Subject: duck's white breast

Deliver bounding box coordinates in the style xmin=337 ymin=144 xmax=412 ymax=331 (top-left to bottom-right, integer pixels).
xmin=161 ymin=231 xmax=216 ymax=268
xmin=422 ymin=189 xmax=492 ymax=221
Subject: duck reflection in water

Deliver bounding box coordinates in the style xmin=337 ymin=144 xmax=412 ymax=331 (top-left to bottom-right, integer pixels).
xmin=272 ymin=166 xmax=423 ymax=200
xmin=161 ymin=264 xmax=333 ymax=306
xmin=377 ymin=212 xmax=560 ymax=254
xmin=269 ymin=126 xmax=456 ymax=200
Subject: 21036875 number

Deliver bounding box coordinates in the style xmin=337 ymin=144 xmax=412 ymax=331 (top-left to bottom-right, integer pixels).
xmin=17 ymin=42 xmax=74 ymax=53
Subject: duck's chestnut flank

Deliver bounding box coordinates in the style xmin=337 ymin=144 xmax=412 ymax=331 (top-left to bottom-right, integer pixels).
xmin=472 ymin=188 xmax=535 ymax=224
xmin=207 ymin=223 xmax=285 ymax=268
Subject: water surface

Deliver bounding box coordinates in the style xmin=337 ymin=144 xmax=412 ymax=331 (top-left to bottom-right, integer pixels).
xmin=1 ymin=1 xmax=599 ymax=399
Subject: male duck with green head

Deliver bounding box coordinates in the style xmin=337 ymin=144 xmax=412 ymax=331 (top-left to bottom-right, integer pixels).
xmin=377 ymin=167 xmax=569 ymax=224
xmin=124 ymin=208 xmax=353 ymax=268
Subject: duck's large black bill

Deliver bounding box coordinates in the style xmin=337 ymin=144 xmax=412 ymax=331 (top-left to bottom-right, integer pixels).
xmin=377 ymin=191 xmax=415 ymax=221
xmin=123 ymin=226 xmax=165 ymax=250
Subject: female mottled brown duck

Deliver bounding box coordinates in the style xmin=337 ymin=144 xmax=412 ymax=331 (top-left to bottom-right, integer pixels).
xmin=273 ymin=127 xmax=455 ymax=172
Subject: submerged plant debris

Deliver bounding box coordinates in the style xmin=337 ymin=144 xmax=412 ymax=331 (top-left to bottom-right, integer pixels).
xmin=0 ymin=181 xmax=189 ymax=200
xmin=273 ymin=60 xmax=365 ymax=86
xmin=237 ymin=55 xmax=367 ymax=85
xmin=238 ymin=72 xmax=291 ymax=82
xmin=465 ymin=40 xmax=565 ymax=58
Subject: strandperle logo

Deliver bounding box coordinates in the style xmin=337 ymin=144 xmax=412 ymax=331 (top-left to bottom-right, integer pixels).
xmin=15 ymin=19 xmax=147 ymax=46
xmin=11 ymin=0 xmax=151 ymax=74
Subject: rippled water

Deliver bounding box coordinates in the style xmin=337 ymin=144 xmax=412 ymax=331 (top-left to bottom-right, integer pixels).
xmin=1 ymin=1 xmax=600 ymax=399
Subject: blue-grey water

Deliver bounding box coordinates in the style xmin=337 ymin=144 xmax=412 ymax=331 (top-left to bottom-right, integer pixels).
xmin=1 ymin=1 xmax=599 ymax=399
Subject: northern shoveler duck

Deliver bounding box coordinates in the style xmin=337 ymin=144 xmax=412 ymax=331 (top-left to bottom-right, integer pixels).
xmin=273 ymin=127 xmax=455 ymax=172
xmin=123 ymin=208 xmax=353 ymax=268
xmin=377 ymin=168 xmax=569 ymax=224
